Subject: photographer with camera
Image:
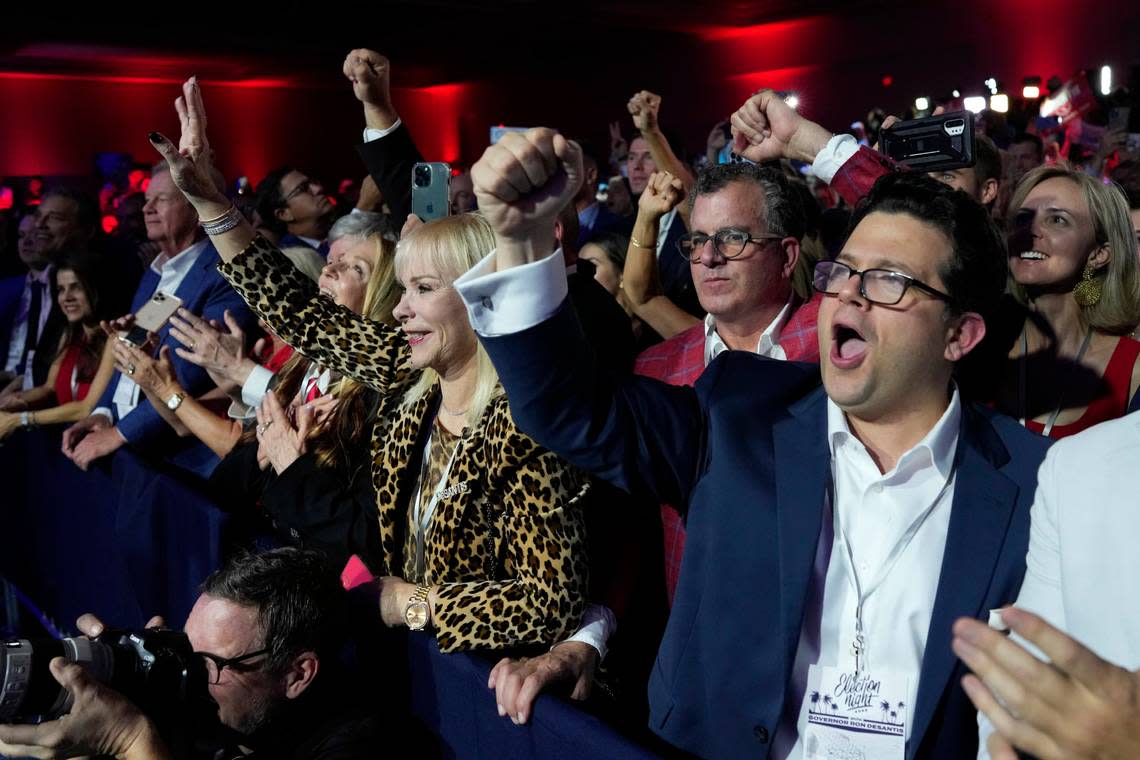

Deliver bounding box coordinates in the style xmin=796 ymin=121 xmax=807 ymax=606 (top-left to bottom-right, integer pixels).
xmin=0 ymin=548 xmax=382 ymax=759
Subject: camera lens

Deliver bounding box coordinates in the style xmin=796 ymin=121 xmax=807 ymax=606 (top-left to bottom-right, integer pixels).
xmin=414 ymin=166 xmax=431 ymax=187
xmin=0 ymin=638 xmax=114 ymax=722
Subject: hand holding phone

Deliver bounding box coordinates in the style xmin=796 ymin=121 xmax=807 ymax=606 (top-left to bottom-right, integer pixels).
xmin=879 ymin=111 xmax=976 ymax=172
xmin=411 ymin=163 xmax=451 ymax=222
xmin=119 ymin=292 xmax=183 ymax=347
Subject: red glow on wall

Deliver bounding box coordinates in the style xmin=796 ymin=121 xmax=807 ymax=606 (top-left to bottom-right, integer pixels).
xmin=881 ymin=75 xmax=893 ymax=87
xmin=395 ymin=83 xmax=470 ymax=164
xmin=0 ymin=71 xmax=297 ymax=89
xmin=694 ymin=17 xmax=820 ymax=42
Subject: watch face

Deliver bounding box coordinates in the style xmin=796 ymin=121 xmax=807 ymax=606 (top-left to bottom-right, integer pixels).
xmin=405 ymin=601 xmax=429 ymax=630
xmin=166 ymin=394 xmax=183 ymax=410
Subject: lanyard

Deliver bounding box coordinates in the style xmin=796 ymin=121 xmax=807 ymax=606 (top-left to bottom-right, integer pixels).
xmin=1018 ymin=326 xmax=1093 ymax=437
xmin=411 ymin=426 xmax=461 ymax=580
xmin=833 ymin=464 xmax=954 ymax=675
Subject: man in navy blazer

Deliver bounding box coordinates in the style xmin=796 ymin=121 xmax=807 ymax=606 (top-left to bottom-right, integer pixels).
xmin=453 ymin=99 xmax=1051 ymax=760
xmin=61 ymin=165 xmax=255 ymax=477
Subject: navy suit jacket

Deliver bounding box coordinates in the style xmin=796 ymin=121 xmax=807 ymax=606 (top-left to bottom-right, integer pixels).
xmin=481 ymin=300 xmax=1050 ymax=760
xmin=96 ymin=241 xmax=255 ymax=474
xmin=0 ymin=274 xmax=25 ymax=365
xmin=656 ymin=212 xmax=702 ymax=319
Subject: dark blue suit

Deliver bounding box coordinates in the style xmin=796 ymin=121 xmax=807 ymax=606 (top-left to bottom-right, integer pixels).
xmin=0 ymin=274 xmax=25 ymax=365
xmin=95 ymin=241 xmax=255 ymax=476
xmin=481 ymin=301 xmax=1050 ymax=759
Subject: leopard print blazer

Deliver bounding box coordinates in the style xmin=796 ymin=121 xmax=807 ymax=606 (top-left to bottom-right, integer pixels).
xmin=218 ymin=236 xmax=590 ymax=652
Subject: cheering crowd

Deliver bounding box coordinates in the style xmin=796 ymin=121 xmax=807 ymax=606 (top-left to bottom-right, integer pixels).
xmin=1 ymin=46 xmax=1140 ymax=760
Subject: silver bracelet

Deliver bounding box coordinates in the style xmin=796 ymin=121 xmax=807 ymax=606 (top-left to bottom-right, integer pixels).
xmin=19 ymin=411 xmax=34 ymax=428
xmin=200 ymin=204 xmax=244 ymax=236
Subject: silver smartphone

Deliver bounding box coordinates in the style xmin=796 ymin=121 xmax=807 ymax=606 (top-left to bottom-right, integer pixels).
xmin=119 ymin=292 xmax=183 ymax=346
xmin=411 ymin=162 xmax=451 ymax=222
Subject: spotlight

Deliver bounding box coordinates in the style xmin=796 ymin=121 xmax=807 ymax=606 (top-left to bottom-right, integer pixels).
xmin=952 ymin=89 xmax=961 ymax=98
xmin=963 ymin=96 xmax=987 ymax=114
xmin=914 ymin=96 xmax=930 ymax=111
xmin=1022 ymin=85 xmax=1040 ymax=99
xmin=990 ymin=93 xmax=1009 ymax=113
xmin=785 ymin=93 xmax=800 ymax=110
xmin=1100 ymin=65 xmax=1112 ymax=96
xmin=984 ymin=77 xmax=998 ymax=94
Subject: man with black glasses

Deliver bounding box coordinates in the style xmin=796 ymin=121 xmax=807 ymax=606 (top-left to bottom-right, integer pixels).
xmin=0 ymin=548 xmax=382 ymax=759
xmin=454 ymin=91 xmax=1051 ymax=759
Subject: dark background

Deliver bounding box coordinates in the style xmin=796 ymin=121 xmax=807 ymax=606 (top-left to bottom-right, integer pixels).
xmin=1 ymin=0 xmax=1138 ymax=186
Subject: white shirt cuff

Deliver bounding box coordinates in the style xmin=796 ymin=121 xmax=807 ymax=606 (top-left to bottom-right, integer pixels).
xmin=363 ymin=118 xmax=402 ymax=142
xmin=240 ymin=364 xmax=275 ymax=408
xmin=810 ymin=133 xmax=860 ymax=184
xmin=559 ymin=603 xmax=617 ymax=662
xmin=227 ymin=400 xmax=256 ymax=421
xmin=92 ymin=407 xmax=113 ymax=422
xmin=453 ymin=249 xmax=568 ymax=337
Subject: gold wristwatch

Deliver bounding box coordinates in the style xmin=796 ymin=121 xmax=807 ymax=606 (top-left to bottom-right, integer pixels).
xmin=404 ymin=584 xmax=432 ymax=631
xmin=165 ymin=391 xmax=186 ymax=411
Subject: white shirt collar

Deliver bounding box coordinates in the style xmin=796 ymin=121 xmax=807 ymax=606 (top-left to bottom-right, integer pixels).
xmin=826 ymin=384 xmax=962 ymax=481
xmin=703 ymin=294 xmax=794 ymax=366
xmin=298 ymin=235 xmax=323 ymax=250
xmin=27 ymin=267 xmax=52 ymax=286
xmin=150 ymin=237 xmax=208 ymax=279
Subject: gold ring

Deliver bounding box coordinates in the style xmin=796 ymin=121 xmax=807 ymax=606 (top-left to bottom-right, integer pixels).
xmin=127 ymin=364 xmax=136 ymax=375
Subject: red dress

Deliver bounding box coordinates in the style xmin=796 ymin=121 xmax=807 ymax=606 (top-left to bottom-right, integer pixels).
xmin=53 ymin=343 xmax=93 ymax=404
xmin=1025 ymin=336 xmax=1140 ymax=439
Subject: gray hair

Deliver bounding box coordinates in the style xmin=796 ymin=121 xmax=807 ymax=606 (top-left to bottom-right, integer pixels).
xmin=691 ymin=162 xmax=806 ymax=241
xmin=328 ymin=210 xmax=394 ymax=244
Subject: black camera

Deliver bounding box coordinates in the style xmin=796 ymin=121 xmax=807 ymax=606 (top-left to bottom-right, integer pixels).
xmin=0 ymin=629 xmax=214 ymax=736
xmin=413 ymin=164 xmax=433 ymax=187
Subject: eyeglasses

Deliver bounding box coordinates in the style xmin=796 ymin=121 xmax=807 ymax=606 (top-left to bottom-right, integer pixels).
xmin=197 ymin=647 xmax=271 ymax=684
xmin=676 ymin=228 xmax=783 ymax=262
xmin=282 ymin=178 xmax=321 ymax=204
xmin=812 ymin=259 xmax=952 ymax=305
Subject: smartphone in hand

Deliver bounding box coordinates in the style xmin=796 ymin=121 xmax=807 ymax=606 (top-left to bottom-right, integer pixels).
xmin=120 ymin=292 xmax=183 ymax=347
xmin=411 ymin=162 xmax=451 ymax=222
xmin=879 ymin=111 xmax=976 ymax=172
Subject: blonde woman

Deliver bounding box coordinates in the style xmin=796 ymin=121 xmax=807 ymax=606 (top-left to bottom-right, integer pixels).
xmin=147 ymin=77 xmax=589 ymax=652
xmin=1001 ymin=164 xmax=1140 ymax=438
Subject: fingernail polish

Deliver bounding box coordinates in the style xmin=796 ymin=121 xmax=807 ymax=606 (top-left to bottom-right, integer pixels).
xmin=148 ymin=132 xmax=162 ymax=143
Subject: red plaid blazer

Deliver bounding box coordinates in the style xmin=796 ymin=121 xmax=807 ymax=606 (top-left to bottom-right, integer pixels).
xmin=634 ymin=293 xmax=823 ymax=605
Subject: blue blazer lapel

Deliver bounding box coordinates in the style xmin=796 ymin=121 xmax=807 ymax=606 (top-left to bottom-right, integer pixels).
xmin=772 ymin=387 xmax=831 ymax=672
xmin=907 ymin=407 xmax=1019 ymax=757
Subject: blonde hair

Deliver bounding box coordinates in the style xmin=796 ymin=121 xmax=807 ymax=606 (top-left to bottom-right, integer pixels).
xmin=394 ymin=213 xmax=502 ymax=428
xmin=1008 ymin=164 xmax=1140 ymax=334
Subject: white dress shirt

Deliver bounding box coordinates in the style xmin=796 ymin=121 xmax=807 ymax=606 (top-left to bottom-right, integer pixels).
xmin=977 ymin=411 xmax=1140 ymax=758
xmin=94 ymin=238 xmax=208 ymax=422
xmin=455 ymin=248 xmax=963 ymax=754
xmin=774 ymin=390 xmax=960 ymax=758
xmin=703 ymin=296 xmax=793 ymax=365
xmin=5 ymin=267 xmax=54 ymax=374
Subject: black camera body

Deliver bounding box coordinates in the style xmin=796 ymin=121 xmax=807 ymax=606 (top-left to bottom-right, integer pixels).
xmin=0 ymin=629 xmax=215 ymax=741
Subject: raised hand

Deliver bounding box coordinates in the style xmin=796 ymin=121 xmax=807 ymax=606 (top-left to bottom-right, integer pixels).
xmin=638 ymin=171 xmax=686 ymax=220
xmin=954 ymin=607 xmax=1140 ymax=760
xmin=730 ymin=89 xmax=834 ymax=164
xmin=343 ymin=49 xmax=397 ymax=130
xmin=628 ymin=90 xmax=662 ymax=133
xmin=168 ymin=308 xmax=248 ymax=384
xmin=147 ymin=78 xmax=228 ymax=214
xmin=471 ymin=128 xmax=583 ymax=265
xmin=111 ymin=339 xmax=173 ymax=398
xmin=255 ymin=390 xmax=309 ymax=474
xmin=608 ymin=120 xmax=628 ymax=163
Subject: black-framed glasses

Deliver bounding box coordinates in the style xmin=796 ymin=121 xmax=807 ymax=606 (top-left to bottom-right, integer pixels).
xmin=676 ymin=228 xmax=783 ymax=262
xmin=282 ymin=177 xmax=320 ymax=204
xmin=813 ymin=259 xmax=952 ymax=305
xmin=197 ymin=647 xmax=271 ymax=684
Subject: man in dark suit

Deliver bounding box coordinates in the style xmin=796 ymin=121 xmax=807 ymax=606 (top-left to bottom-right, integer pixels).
xmin=61 ymin=164 xmax=255 ymax=477
xmin=255 ymin=165 xmax=334 ymax=256
xmin=453 ymin=97 xmax=1050 ymax=759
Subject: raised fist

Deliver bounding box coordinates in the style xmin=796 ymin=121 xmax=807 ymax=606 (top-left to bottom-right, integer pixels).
xmin=471 ymin=128 xmax=583 ymax=245
xmin=343 ymin=49 xmax=392 ymax=109
xmin=730 ymin=89 xmax=831 ymax=164
xmin=628 ymin=90 xmax=662 ymax=133
xmin=638 ymin=171 xmax=685 ymax=220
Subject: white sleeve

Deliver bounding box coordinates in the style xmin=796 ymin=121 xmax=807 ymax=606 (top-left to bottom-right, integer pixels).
xmin=91 ymin=407 xmax=113 ymax=422
xmin=362 ymin=118 xmax=403 ymax=142
xmin=558 ymin=603 xmax=617 ymax=662
xmin=976 ymin=446 xmax=1067 ymax=759
xmin=453 ymin=249 xmax=568 ymax=337
xmin=240 ymin=364 xmax=275 ymax=409
xmin=810 ymin=133 xmax=860 ymax=185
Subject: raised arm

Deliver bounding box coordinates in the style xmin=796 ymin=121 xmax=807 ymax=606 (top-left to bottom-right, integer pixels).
xmin=150 ymin=78 xmax=411 ymax=393
xmin=622 ymin=170 xmax=700 ymax=338
xmin=628 ymin=90 xmax=696 ymax=194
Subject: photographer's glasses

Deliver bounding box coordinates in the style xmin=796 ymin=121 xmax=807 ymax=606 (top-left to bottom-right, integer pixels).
xmin=197 ymin=647 xmax=270 ymax=684
xmin=676 ymin=228 xmax=783 ymax=263
xmin=812 ymin=260 xmax=952 ymax=305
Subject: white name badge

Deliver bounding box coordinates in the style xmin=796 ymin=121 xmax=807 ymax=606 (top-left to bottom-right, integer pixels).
xmin=803 ymin=665 xmax=909 ymax=760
